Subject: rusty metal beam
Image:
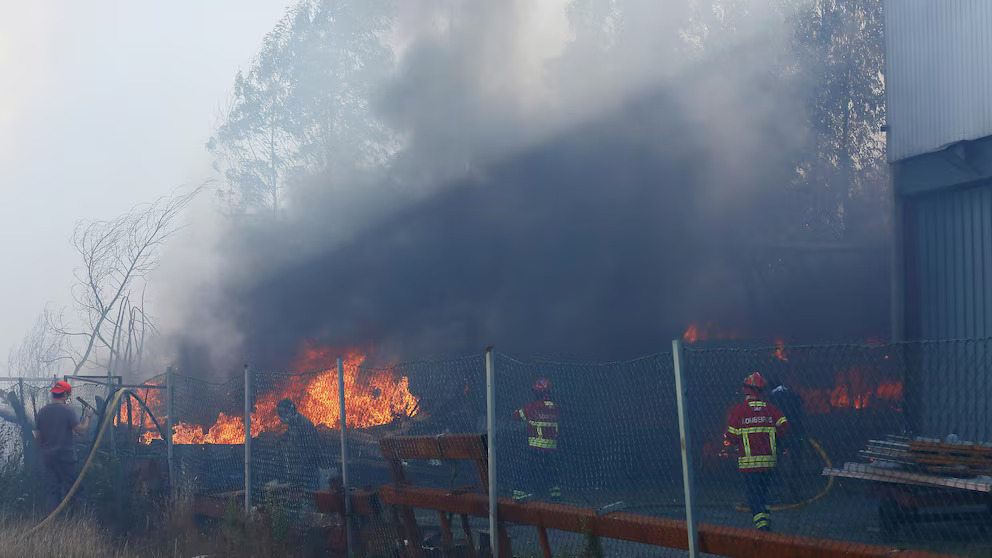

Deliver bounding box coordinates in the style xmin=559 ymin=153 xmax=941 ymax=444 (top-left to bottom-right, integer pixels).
xmin=380 ymin=434 xmax=487 ymax=461
xmin=378 ymin=486 xmax=952 ymax=558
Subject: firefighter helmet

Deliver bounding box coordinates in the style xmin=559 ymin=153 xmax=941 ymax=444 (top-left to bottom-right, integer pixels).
xmin=743 ymin=372 xmax=766 ymax=397
xmin=50 ymin=381 xmax=72 ymax=396
xmin=533 ymin=378 xmax=551 ymax=393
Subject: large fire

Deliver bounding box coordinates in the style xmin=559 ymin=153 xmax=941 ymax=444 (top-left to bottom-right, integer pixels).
xmin=127 ymin=345 xmax=419 ymax=445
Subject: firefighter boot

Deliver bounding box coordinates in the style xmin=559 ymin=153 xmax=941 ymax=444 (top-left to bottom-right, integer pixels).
xmin=753 ymin=510 xmax=771 ymax=531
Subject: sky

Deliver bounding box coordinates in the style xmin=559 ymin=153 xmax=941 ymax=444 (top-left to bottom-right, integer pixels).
xmin=0 ymin=1 xmax=291 ymax=370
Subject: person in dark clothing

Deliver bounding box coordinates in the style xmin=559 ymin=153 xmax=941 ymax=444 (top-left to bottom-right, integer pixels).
xmin=34 ymin=381 xmax=91 ymax=512
xmin=277 ymin=398 xmax=321 ymax=491
xmin=767 ymin=381 xmax=805 ymax=458
xmin=767 ymin=379 xmax=807 ymax=501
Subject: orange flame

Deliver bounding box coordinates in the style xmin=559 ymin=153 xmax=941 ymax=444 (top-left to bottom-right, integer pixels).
xmin=772 ymin=339 xmax=788 ymax=361
xmin=796 ymin=367 xmax=903 ymax=415
xmin=135 ymin=344 xmax=419 ymax=445
xmin=683 ymin=323 xmax=742 ymax=343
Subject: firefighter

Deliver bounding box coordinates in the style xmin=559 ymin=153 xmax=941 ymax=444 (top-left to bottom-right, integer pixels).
xmin=34 ymin=381 xmax=92 ymax=512
xmin=726 ymin=372 xmax=789 ymax=531
xmin=512 ymin=378 xmax=561 ymax=501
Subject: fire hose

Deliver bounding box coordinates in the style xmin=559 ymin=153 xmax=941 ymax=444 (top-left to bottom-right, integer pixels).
xmin=733 ymin=437 xmax=835 ymax=513
xmin=21 ymin=388 xmax=137 ymax=539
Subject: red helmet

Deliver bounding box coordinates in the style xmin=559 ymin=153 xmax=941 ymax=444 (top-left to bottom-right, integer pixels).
xmin=533 ymin=378 xmax=551 ymax=393
xmin=743 ymin=372 xmax=765 ymax=397
xmin=51 ymin=381 xmax=72 ymax=396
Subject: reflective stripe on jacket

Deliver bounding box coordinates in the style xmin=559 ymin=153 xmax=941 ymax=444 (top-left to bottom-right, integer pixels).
xmin=514 ymin=399 xmax=559 ymax=451
xmin=726 ymin=399 xmax=789 ymax=472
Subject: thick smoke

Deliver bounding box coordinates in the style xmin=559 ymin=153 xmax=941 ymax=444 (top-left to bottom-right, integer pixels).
xmin=155 ymin=0 xmax=890 ymax=375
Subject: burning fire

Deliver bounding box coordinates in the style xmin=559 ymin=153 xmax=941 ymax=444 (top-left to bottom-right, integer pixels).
xmin=682 ymin=324 xmax=788 ymax=362
xmin=682 ymin=323 xmax=742 ymax=343
xmin=772 ymin=339 xmax=788 ymax=361
xmin=132 ymin=345 xmax=419 ymax=445
xmin=799 ymin=367 xmax=902 ymax=414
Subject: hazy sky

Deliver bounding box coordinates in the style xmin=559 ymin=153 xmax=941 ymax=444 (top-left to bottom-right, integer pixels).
xmin=0 ymin=1 xmax=291 ymax=370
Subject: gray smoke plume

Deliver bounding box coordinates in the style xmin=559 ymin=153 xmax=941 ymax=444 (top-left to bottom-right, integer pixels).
xmin=155 ymin=0 xmax=890 ymax=375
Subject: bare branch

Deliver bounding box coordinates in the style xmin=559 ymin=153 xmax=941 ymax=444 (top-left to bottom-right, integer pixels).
xmin=62 ymin=183 xmax=209 ymax=375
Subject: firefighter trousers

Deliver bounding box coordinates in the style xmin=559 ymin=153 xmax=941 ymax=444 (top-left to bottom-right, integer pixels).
xmin=742 ymin=470 xmax=773 ymax=531
xmin=514 ymin=449 xmax=562 ymax=501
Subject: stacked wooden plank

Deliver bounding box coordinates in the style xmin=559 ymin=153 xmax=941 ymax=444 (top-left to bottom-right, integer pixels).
xmin=823 ymin=435 xmax=992 ymax=492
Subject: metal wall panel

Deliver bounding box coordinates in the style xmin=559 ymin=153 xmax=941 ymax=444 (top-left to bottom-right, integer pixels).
xmin=884 ymin=0 xmax=992 ymax=162
xmin=908 ymin=182 xmax=992 ymax=440
xmin=913 ymin=183 xmax=992 ymax=339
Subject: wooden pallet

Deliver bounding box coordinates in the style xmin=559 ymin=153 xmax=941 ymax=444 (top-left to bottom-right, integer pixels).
xmin=824 ymin=463 xmax=992 ymax=492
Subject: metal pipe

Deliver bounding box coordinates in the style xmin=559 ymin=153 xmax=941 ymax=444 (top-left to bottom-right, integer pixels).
xmin=672 ymin=340 xmax=698 ymax=558
xmin=244 ymin=364 xmax=252 ymax=515
xmin=485 ymin=347 xmax=498 ymax=558
xmin=337 ymin=357 xmax=354 ymax=558
xmin=166 ymin=367 xmax=175 ymax=501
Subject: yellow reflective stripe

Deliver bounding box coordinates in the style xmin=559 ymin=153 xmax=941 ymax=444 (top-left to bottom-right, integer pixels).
xmin=737 ymin=455 xmax=775 ymax=465
xmin=544 ymin=401 xmax=555 ymax=407
xmin=528 ymin=437 xmax=557 ymax=449
xmin=739 ymin=426 xmax=776 ymax=435
xmin=727 ymin=426 xmax=742 ymax=435
xmin=748 ymin=401 xmax=767 ymax=407
xmin=738 ymin=456 xmax=776 ymax=468
xmin=770 ymin=430 xmax=777 ymax=455
xmin=515 ymin=410 xmax=525 ymax=420
xmin=776 ymin=416 xmax=788 ymax=426
xmin=742 ymin=431 xmax=751 ymax=456
xmin=528 ymin=420 xmax=557 ymax=440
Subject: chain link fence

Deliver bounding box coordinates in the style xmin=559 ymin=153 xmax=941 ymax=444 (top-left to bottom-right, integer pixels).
xmin=492 ymin=352 xmax=686 ymax=556
xmin=681 ymin=339 xmax=992 ymax=557
xmin=4 ymin=338 xmax=992 ymax=556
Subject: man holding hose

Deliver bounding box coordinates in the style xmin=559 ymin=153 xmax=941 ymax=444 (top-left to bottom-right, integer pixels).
xmin=34 ymin=381 xmax=92 ymax=512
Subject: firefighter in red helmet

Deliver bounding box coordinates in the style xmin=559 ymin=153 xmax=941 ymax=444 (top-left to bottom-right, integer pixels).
xmin=512 ymin=378 xmax=562 ymax=500
xmin=34 ymin=381 xmax=92 ymax=512
xmin=726 ymin=372 xmax=789 ymax=531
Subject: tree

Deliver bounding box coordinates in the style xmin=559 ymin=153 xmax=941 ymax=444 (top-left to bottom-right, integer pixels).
xmin=209 ymin=0 xmax=397 ymax=215
xmin=51 ymin=186 xmax=205 ymax=377
xmin=207 ymin=15 xmax=302 ymax=215
xmin=7 ymin=308 xmax=69 ymax=378
xmin=288 ymin=0 xmax=396 ymax=174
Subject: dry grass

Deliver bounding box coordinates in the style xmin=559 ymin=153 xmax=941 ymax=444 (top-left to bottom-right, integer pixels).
xmin=0 ymin=513 xmax=134 ymax=558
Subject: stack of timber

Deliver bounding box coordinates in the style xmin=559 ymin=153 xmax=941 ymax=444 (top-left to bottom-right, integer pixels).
xmin=823 ymin=435 xmax=992 ymax=492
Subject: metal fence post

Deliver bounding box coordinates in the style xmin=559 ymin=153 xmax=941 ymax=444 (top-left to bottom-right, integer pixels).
xmin=485 ymin=347 xmax=498 ymax=558
xmin=337 ymin=357 xmax=354 ymax=558
xmin=166 ymin=366 xmax=175 ymax=500
xmin=672 ymin=340 xmax=698 ymax=558
xmin=244 ymin=364 xmax=252 ymax=515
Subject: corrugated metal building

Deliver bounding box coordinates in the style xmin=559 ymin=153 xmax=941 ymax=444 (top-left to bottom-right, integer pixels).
xmin=887 ymin=0 xmax=992 ymax=441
